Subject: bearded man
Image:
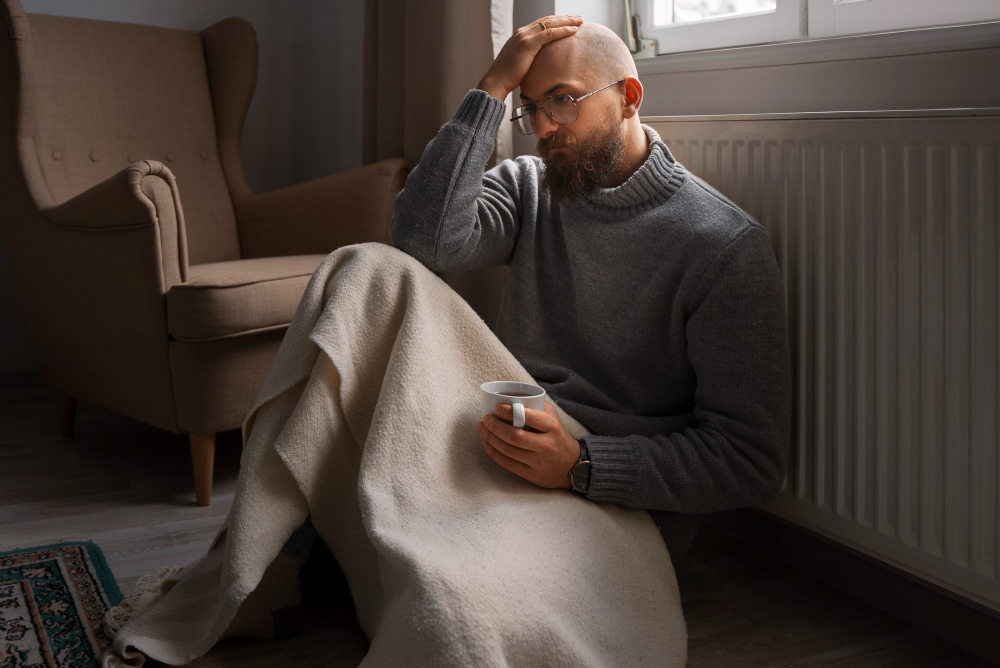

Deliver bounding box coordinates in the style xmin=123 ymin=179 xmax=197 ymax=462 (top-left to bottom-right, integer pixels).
xmin=390 ymin=17 xmax=793 ymax=560
xmin=99 ymin=18 xmax=794 ymax=665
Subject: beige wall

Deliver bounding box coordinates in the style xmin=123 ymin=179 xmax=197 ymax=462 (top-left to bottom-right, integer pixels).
xmin=0 ymin=0 xmax=365 ymax=377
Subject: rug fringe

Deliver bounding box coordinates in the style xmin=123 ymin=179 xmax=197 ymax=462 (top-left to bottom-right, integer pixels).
xmin=102 ymin=565 xmax=185 ymax=636
xmin=99 ymin=565 xmax=185 ymax=667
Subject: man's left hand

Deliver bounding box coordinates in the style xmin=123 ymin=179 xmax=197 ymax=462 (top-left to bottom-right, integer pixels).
xmin=477 ymin=401 xmax=580 ymax=489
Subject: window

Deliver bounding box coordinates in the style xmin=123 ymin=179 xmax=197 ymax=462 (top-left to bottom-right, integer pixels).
xmin=655 ymin=0 xmax=777 ymax=26
xmin=637 ymin=0 xmax=804 ymax=54
xmin=809 ymin=0 xmax=1000 ymax=38
xmin=635 ymin=0 xmax=1000 ymax=54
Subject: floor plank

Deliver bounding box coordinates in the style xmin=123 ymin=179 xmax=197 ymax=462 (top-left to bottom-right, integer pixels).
xmin=0 ymin=379 xmax=992 ymax=666
xmin=675 ymin=520 xmax=993 ymax=667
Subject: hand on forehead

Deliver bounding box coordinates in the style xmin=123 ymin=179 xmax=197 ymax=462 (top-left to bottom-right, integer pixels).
xmin=520 ymin=22 xmax=637 ymax=102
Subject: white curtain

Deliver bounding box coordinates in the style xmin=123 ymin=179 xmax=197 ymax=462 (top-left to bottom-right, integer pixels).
xmin=490 ymin=0 xmax=515 ymax=162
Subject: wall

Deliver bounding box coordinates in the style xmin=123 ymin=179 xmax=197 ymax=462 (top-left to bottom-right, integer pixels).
xmin=635 ymin=21 xmax=1000 ymax=117
xmin=0 ymin=0 xmax=365 ymax=378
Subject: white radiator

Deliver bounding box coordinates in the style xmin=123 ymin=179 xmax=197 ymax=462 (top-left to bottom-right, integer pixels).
xmin=647 ymin=113 xmax=999 ymax=611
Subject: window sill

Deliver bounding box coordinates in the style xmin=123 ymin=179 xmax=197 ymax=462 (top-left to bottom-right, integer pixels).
xmin=636 ymin=19 xmax=1000 ymax=75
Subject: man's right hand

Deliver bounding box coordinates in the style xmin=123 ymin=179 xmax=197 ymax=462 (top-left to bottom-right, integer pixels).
xmin=477 ymin=15 xmax=584 ymax=101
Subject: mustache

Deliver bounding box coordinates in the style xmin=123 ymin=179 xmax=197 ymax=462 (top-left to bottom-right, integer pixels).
xmin=538 ymin=121 xmax=629 ymax=206
xmin=537 ymin=132 xmax=577 ymax=159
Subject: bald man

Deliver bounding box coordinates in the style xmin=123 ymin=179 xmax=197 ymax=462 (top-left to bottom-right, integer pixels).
xmin=391 ymin=18 xmax=792 ymax=560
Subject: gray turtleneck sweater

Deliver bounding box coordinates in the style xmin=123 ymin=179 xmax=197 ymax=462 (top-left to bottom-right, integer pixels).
xmin=390 ymin=89 xmax=792 ymax=555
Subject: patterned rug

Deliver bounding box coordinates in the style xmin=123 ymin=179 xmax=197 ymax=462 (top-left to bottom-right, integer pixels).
xmin=0 ymin=542 xmax=123 ymax=667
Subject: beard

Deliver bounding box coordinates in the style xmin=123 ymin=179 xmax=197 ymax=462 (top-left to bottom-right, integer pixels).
xmin=537 ymin=119 xmax=629 ymax=207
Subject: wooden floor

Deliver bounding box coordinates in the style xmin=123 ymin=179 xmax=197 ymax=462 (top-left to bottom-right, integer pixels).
xmin=0 ymin=379 xmax=993 ymax=667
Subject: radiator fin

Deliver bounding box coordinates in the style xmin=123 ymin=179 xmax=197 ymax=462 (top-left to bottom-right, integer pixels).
xmin=657 ymin=119 xmax=999 ymax=608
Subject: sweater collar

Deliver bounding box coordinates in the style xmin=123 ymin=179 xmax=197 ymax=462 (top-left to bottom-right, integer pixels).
xmin=576 ymin=124 xmax=686 ymax=217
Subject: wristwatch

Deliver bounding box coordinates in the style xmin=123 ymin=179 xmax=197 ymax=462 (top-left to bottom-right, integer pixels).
xmin=569 ymin=440 xmax=591 ymax=494
xmin=570 ymin=459 xmax=591 ymax=493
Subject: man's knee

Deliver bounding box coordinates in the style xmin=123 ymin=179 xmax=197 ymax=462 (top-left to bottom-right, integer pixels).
xmin=331 ymin=241 xmax=427 ymax=276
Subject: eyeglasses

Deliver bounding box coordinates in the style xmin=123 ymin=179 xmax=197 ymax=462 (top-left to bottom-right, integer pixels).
xmin=510 ymin=78 xmax=626 ymax=136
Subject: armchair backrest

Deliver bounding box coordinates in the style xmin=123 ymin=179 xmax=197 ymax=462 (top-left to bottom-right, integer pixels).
xmin=4 ymin=4 xmax=241 ymax=265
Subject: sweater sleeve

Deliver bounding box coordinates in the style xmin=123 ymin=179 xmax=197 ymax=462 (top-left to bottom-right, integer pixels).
xmin=579 ymin=226 xmax=793 ymax=513
xmin=389 ymin=89 xmax=525 ymax=272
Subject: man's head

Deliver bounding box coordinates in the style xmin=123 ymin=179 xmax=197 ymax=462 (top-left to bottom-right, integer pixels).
xmin=518 ymin=22 xmax=644 ymax=206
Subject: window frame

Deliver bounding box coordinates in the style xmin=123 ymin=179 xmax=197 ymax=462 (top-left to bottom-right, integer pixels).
xmin=809 ymin=0 xmax=1000 ymax=38
xmin=635 ymin=0 xmax=805 ymax=55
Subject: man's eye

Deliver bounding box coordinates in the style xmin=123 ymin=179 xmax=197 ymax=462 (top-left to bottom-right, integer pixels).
xmin=553 ymin=95 xmax=572 ymax=106
xmin=525 ymin=105 xmax=538 ymax=116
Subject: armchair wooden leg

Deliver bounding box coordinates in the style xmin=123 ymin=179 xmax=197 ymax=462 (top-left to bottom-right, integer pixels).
xmin=189 ymin=432 xmax=216 ymax=507
xmin=59 ymin=393 xmax=77 ymax=439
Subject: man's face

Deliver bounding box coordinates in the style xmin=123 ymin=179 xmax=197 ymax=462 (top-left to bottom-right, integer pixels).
xmin=519 ymin=44 xmax=629 ymax=206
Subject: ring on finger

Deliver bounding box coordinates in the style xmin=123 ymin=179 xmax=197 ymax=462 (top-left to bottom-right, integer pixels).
xmin=538 ymin=20 xmax=547 ymax=31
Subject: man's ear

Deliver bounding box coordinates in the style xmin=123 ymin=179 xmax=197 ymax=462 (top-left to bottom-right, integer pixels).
xmin=622 ymin=77 xmax=643 ymax=119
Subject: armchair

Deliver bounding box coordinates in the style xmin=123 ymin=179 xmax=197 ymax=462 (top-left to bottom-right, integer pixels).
xmin=0 ymin=1 xmax=407 ymax=504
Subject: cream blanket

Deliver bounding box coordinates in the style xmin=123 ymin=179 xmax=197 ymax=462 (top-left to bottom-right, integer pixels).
xmin=105 ymin=243 xmax=687 ymax=667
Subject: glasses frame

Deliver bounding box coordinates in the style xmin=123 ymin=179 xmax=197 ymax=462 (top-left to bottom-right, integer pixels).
xmin=510 ymin=78 xmax=626 ymax=136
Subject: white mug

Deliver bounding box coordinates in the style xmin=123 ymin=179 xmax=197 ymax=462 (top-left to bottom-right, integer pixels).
xmin=480 ymin=381 xmax=546 ymax=429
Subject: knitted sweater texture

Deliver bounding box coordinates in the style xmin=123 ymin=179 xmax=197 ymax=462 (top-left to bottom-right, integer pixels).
xmin=390 ymin=89 xmax=793 ymax=545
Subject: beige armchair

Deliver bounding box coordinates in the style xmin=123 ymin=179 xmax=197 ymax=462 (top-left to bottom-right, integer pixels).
xmin=0 ymin=1 xmax=407 ymax=505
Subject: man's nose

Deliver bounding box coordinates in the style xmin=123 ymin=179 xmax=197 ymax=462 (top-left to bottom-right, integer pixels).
xmin=533 ymin=110 xmax=560 ymax=138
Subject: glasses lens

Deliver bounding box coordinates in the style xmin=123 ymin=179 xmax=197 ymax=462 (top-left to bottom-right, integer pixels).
xmin=546 ymin=95 xmax=578 ymax=125
xmin=514 ymin=110 xmax=534 ymax=135
xmin=512 ymin=95 xmax=578 ymax=134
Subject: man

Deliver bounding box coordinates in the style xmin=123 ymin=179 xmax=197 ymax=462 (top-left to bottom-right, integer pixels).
xmin=390 ymin=17 xmax=793 ymax=559
xmin=101 ymin=22 xmax=792 ymax=663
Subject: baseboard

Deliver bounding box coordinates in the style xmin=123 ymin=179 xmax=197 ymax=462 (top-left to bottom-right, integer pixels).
xmin=705 ymin=508 xmax=1000 ymax=666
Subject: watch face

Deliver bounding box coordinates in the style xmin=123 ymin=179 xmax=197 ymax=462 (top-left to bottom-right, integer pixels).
xmin=572 ymin=461 xmax=592 ymax=492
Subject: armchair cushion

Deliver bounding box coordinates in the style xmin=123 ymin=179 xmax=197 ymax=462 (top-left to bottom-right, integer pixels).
xmin=167 ymin=255 xmax=324 ymax=341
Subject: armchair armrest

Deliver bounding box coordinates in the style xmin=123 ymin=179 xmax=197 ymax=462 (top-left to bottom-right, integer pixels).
xmin=13 ymin=160 xmax=191 ymax=431
xmin=234 ymin=158 xmax=408 ymax=259
xmin=42 ymin=160 xmax=189 ymax=286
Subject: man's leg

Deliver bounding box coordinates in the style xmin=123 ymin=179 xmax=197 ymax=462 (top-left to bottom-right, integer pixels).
xmin=222 ymin=517 xmax=318 ymax=640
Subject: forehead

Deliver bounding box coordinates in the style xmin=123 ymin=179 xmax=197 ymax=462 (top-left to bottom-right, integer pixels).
xmin=519 ymin=77 xmax=586 ymax=102
xmin=519 ymin=38 xmax=594 ymax=101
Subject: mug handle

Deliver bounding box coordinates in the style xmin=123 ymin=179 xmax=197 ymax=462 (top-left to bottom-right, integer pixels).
xmin=512 ymin=402 xmax=526 ymax=429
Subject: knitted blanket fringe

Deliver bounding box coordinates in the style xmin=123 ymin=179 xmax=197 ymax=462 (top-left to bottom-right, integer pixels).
xmin=100 ymin=243 xmax=687 ymax=667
